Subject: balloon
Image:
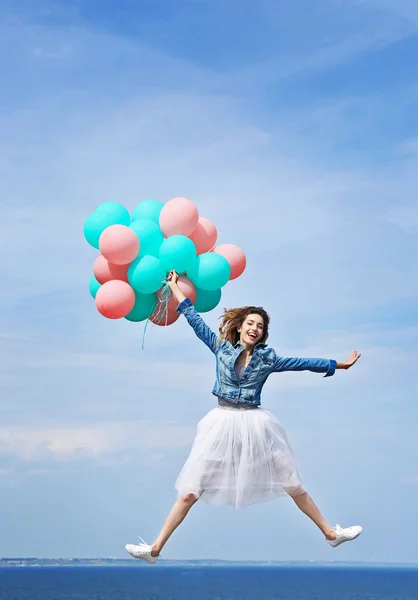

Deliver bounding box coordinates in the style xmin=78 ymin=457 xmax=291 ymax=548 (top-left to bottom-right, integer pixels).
xmin=150 ymin=298 xmax=180 ymax=327
xmin=186 ymin=252 xmax=230 ymax=291
xmin=152 ymin=276 xmax=195 ymax=326
xmin=176 ymin=275 xmax=197 ymax=304
xmin=132 ymin=199 xmax=164 ymax=224
xmin=84 ymin=200 xmax=247 ymax=325
xmin=194 ymin=287 xmax=222 ymax=313
xmin=213 ymin=244 xmax=246 ymax=280
xmin=84 ymin=206 xmax=130 ymax=250
xmin=150 ymin=302 xmax=179 ymax=326
xmin=159 ymin=235 xmax=196 ymax=273
xmin=159 ymin=197 xmax=199 ymax=237
xmin=157 ymin=276 xmax=196 ymax=309
xmin=124 ymin=291 xmax=157 ymax=322
xmin=95 ymin=280 xmax=135 ymax=319
xmin=189 ymin=217 xmax=217 ymax=255
xmin=83 ymin=212 xmax=117 ymax=250
xmin=99 ymin=225 xmax=140 ymax=265
xmin=93 ymin=255 xmax=129 ymax=284
xmin=95 ymin=202 xmax=130 ymax=225
xmin=89 ymin=275 xmax=101 ymax=299
xmin=128 ymin=255 xmax=166 ymax=294
xmin=130 ymin=219 xmax=164 ymax=258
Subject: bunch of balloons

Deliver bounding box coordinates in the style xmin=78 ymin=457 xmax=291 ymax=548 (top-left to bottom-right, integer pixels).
xmin=84 ymin=197 xmax=246 ymax=326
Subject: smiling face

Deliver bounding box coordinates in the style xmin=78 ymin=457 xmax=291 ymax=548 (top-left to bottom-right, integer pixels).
xmin=238 ymin=313 xmax=265 ymax=348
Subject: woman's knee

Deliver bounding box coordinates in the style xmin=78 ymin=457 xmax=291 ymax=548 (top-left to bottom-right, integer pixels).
xmin=286 ymin=486 xmax=306 ymax=500
xmin=180 ymin=492 xmax=199 ymax=505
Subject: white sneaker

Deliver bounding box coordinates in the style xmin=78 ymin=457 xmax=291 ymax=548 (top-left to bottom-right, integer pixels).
xmin=327 ymin=524 xmax=363 ymax=547
xmin=125 ymin=536 xmax=159 ymax=564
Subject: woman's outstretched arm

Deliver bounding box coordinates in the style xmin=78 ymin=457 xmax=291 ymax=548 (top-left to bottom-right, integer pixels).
xmin=273 ymin=351 xmax=361 ymax=377
xmin=168 ymin=270 xmax=218 ymax=354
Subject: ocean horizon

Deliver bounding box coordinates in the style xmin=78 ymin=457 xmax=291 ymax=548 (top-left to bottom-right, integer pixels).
xmin=2 ymin=557 xmax=418 ymax=567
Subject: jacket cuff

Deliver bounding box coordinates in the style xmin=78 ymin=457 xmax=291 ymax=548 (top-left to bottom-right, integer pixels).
xmin=324 ymin=359 xmax=337 ymax=377
xmin=176 ymin=297 xmax=192 ymax=314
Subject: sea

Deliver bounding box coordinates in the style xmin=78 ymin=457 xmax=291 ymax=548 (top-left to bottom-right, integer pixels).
xmin=1 ymin=565 xmax=418 ymax=600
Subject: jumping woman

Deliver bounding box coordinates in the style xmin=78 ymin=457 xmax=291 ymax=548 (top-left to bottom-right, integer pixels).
xmin=125 ymin=270 xmax=362 ymax=563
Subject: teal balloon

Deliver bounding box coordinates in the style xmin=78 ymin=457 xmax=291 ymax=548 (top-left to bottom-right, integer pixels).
xmin=89 ymin=275 xmax=101 ymax=299
xmin=187 ymin=252 xmax=230 ymax=291
xmin=194 ymin=287 xmax=222 ymax=313
xmin=159 ymin=235 xmax=196 ymax=274
xmin=132 ymin=200 xmax=164 ymax=224
xmin=130 ymin=219 xmax=164 ymax=258
xmin=128 ymin=255 xmax=165 ymax=294
xmin=84 ymin=205 xmax=130 ymax=249
xmin=124 ymin=292 xmax=157 ymax=322
xmin=95 ymin=202 xmax=131 ymax=225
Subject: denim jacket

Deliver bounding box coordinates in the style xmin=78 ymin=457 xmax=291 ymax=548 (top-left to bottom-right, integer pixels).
xmin=176 ymin=298 xmax=336 ymax=406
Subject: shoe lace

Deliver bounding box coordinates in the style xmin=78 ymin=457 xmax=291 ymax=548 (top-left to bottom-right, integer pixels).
xmin=138 ymin=534 xmax=162 ymax=557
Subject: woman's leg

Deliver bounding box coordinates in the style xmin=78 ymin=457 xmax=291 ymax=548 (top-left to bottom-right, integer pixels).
xmin=151 ymin=494 xmax=199 ymax=556
xmin=290 ymin=491 xmax=337 ymax=540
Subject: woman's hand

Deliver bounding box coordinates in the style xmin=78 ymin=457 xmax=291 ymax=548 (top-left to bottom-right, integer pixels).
xmin=167 ymin=270 xmax=179 ymax=290
xmin=167 ymin=270 xmax=187 ymax=304
xmin=339 ymin=350 xmax=361 ymax=370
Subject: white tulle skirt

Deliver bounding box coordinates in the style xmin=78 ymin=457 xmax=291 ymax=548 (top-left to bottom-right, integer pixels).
xmin=175 ymin=405 xmax=305 ymax=509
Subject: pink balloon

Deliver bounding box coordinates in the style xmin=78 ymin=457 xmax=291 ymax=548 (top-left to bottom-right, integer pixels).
xmin=95 ymin=280 xmax=135 ymax=319
xmin=189 ymin=217 xmax=217 ymax=255
xmin=159 ymin=197 xmax=199 ymax=237
xmin=99 ymin=225 xmax=140 ymax=265
xmin=176 ymin=275 xmax=197 ymax=304
xmin=213 ymin=244 xmax=247 ymax=280
xmin=150 ymin=302 xmax=179 ymax=326
xmin=93 ymin=255 xmax=129 ymax=284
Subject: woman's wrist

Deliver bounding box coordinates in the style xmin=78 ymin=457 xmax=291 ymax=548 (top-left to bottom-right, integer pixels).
xmin=336 ymin=361 xmax=349 ymax=370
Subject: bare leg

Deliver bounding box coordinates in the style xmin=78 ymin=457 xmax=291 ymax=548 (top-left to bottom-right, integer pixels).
xmin=151 ymin=494 xmax=198 ymax=556
xmin=290 ymin=491 xmax=336 ymax=540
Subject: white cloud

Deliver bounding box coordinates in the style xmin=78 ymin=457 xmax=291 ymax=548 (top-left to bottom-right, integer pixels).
xmin=395 ymin=136 xmax=418 ymax=155
xmin=384 ymin=205 xmax=418 ymax=233
xmin=227 ymin=0 xmax=418 ymax=90
xmin=0 ymin=422 xmax=194 ymax=462
xmin=31 ymin=45 xmax=72 ymax=60
xmin=402 ymin=475 xmax=418 ymax=486
xmin=357 ymin=0 xmax=418 ymax=25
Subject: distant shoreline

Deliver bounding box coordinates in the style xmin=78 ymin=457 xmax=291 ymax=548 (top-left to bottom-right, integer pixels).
xmin=1 ymin=559 xmax=418 ymax=568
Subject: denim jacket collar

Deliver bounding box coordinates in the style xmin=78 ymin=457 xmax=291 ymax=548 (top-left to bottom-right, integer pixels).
xmin=233 ymin=341 xmax=267 ymax=350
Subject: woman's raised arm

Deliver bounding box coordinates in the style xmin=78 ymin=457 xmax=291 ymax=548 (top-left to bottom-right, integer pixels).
xmin=168 ymin=270 xmax=218 ymax=354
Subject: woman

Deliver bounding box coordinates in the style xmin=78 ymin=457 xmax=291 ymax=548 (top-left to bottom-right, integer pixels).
xmin=125 ymin=271 xmax=362 ymax=563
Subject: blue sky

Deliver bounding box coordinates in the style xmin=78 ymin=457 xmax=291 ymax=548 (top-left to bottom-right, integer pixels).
xmin=1 ymin=0 xmax=418 ymax=562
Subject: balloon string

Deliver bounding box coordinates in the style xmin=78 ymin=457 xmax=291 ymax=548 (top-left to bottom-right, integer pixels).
xmin=141 ymin=280 xmax=172 ymax=350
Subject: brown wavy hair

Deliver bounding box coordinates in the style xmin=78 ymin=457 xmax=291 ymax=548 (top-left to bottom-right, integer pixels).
xmin=218 ymin=306 xmax=270 ymax=346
